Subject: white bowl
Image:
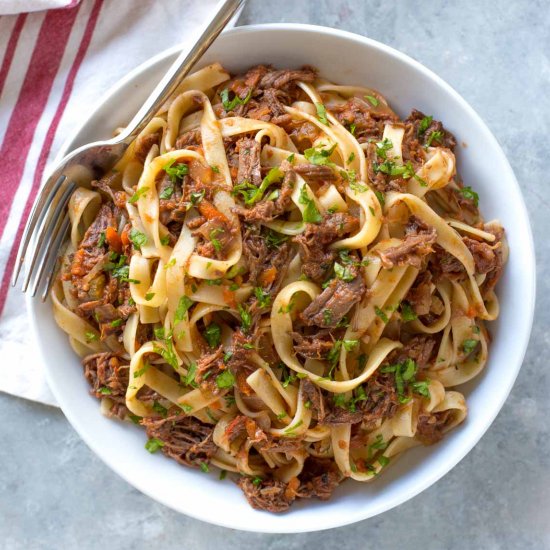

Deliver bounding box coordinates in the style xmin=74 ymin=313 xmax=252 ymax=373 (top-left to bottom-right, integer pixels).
xmin=28 ymin=24 xmax=536 ymax=533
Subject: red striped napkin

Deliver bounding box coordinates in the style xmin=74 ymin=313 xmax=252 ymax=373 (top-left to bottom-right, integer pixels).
xmin=0 ymin=0 xmax=222 ymax=406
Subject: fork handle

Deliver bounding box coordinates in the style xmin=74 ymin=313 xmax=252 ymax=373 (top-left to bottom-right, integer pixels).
xmin=118 ymin=0 xmax=245 ymax=143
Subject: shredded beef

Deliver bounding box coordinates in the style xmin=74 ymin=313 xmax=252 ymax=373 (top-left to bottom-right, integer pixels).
xmin=291 ymin=331 xmax=333 ymax=360
xmin=238 ymin=456 xmax=342 ymax=513
xmin=83 ymin=352 xmax=128 ymax=417
xmin=225 ymin=414 xmax=302 ymax=454
xmin=300 ymin=270 xmax=365 ymax=328
xmin=258 ymin=66 xmax=316 ymax=90
xmin=464 ymin=237 xmax=497 ymax=275
xmin=142 ymin=415 xmax=217 ymax=467
xmin=296 ymin=460 xmax=342 ymax=501
xmin=376 ymin=217 xmax=437 ymax=269
xmin=361 ymin=371 xmax=399 ymax=429
xmin=242 ymin=228 xmax=291 ymax=290
xmin=233 ymin=171 xmax=295 ymax=223
xmin=301 ymin=379 xmax=326 ymax=421
xmin=405 ymin=109 xmax=457 ymax=151
xmin=91 ymin=175 xmax=127 ymax=209
xmin=294 ymin=213 xmax=359 ymax=283
xmin=389 ymin=335 xmax=438 ymax=369
xmin=238 ymin=478 xmax=293 ymax=513
xmin=195 ymin=346 xmax=225 ymax=393
xmin=236 ymin=137 xmax=262 ymax=186
xmin=322 ymin=404 xmax=363 ymax=425
xmin=224 ymin=330 xmax=268 ymax=396
xmin=405 ymin=271 xmax=433 ymax=316
xmin=134 ymin=131 xmax=160 ymax=162
xmin=416 ymin=410 xmax=452 ymax=445
xmin=175 ymin=129 xmax=201 ymax=149
xmin=332 ymin=97 xmax=396 ymax=141
xmin=293 ymin=163 xmax=337 ymax=181
xmin=191 ymin=214 xmax=234 ymax=260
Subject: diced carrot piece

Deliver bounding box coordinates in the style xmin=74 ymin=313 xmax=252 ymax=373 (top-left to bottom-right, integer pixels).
xmin=120 ymin=229 xmax=130 ymax=246
xmin=198 ymin=201 xmax=229 ymax=224
xmin=258 ymin=266 xmax=277 ymax=286
xmin=105 ymin=226 xmax=122 ymax=253
xmin=222 ymin=286 xmax=237 ymax=308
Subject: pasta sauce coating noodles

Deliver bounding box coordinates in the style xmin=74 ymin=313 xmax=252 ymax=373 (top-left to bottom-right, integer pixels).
xmin=53 ymin=63 xmax=507 ymax=512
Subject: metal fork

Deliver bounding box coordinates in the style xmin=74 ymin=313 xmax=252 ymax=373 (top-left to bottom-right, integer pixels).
xmin=12 ymin=0 xmax=245 ymax=301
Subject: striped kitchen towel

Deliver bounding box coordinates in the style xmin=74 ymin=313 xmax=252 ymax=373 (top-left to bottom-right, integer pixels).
xmin=0 ymin=0 xmax=224 ymax=406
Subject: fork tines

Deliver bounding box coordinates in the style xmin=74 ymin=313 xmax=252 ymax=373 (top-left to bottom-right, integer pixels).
xmin=12 ymin=175 xmax=76 ymax=300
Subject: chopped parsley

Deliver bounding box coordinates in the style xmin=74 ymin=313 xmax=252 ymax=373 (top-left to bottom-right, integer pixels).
xmin=152 ymin=401 xmax=168 ymax=417
xmin=209 ymin=227 xmax=224 ymax=253
xmin=381 ymin=358 xmax=430 ymax=403
xmin=210 ymin=165 xmax=220 ymax=174
xmin=425 ymin=130 xmax=444 ymax=147
xmin=85 ymin=331 xmax=98 ymax=343
xmin=203 ymin=323 xmax=221 ymax=348
xmin=284 ymin=419 xmax=303 ymax=435
xmin=144 ymin=292 xmax=155 ymax=301
xmin=97 ymin=232 xmax=106 ymax=247
xmin=287 ymin=153 xmax=295 ymax=163
xmin=238 ymin=303 xmax=252 ymax=332
xmin=254 ymin=287 xmax=271 ymax=308
xmin=323 ymin=309 xmax=332 ymax=325
xmin=462 ymin=339 xmax=479 ymax=355
xmin=303 ymin=143 xmax=337 ymax=166
xmin=216 ymin=369 xmax=235 ymax=389
xmin=219 ymin=470 xmax=227 ymax=480
xmin=183 ymin=362 xmax=198 ymax=387
xmin=458 ymin=186 xmax=479 ymax=207
xmin=160 ymin=235 xmax=171 ymax=246
xmin=368 ymin=434 xmax=388 ymax=458
xmin=110 ymin=319 xmax=123 ymax=328
xmin=378 ymin=455 xmax=390 ymax=467
xmin=252 ymin=476 xmax=263 ymax=486
xmin=340 ymin=168 xmax=368 ymax=193
xmin=265 ymin=229 xmax=288 ymax=249
xmin=232 ymin=167 xmax=284 ymax=206
xmin=298 ymin=185 xmax=322 ymax=223
xmin=349 ymin=122 xmax=356 ymax=136
xmin=199 ymin=462 xmax=210 ymax=473
xmin=374 ymin=190 xmax=385 ymax=207
xmin=315 ymin=102 xmax=330 ymax=126
xmin=145 ymin=437 xmax=164 ymax=453
xmin=220 ymin=87 xmax=252 ymax=111
xmin=334 ymin=262 xmax=355 ymax=282
xmin=327 ymin=339 xmax=359 ymax=374
xmin=128 ymin=414 xmax=141 ymax=425
xmin=190 ymin=190 xmax=205 ymax=207
xmin=134 ymin=362 xmax=151 ymax=378
xmin=159 ymin=185 xmax=174 ymax=200
xmin=164 ymin=159 xmax=189 ymax=183
xmin=347 ymin=152 xmax=355 ymax=164
xmin=417 ymin=115 xmax=433 ymax=136
xmin=98 ymin=387 xmax=112 ymax=395
xmin=374 ymin=306 xmax=389 ymax=324
xmin=174 ymin=295 xmax=194 ymax=325
xmin=152 ymin=327 xmax=178 ymax=369
xmin=374 ymin=138 xmax=393 ymax=159
xmin=400 ymin=301 xmax=418 ymax=322
xmin=365 ymin=94 xmax=379 ymax=107
xmin=128 ymin=186 xmax=149 ymax=204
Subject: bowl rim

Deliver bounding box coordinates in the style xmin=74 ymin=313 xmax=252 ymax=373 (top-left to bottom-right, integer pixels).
xmin=29 ymin=23 xmax=536 ymax=533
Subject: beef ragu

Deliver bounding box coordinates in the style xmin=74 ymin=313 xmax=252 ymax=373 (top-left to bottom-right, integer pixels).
xmin=52 ymin=62 xmax=507 ymax=513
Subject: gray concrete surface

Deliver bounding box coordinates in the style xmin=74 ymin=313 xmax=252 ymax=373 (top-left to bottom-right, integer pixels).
xmin=2 ymin=0 xmax=549 ymax=548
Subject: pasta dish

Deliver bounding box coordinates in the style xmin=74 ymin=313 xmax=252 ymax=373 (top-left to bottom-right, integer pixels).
xmin=52 ymin=63 xmax=506 ymax=512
